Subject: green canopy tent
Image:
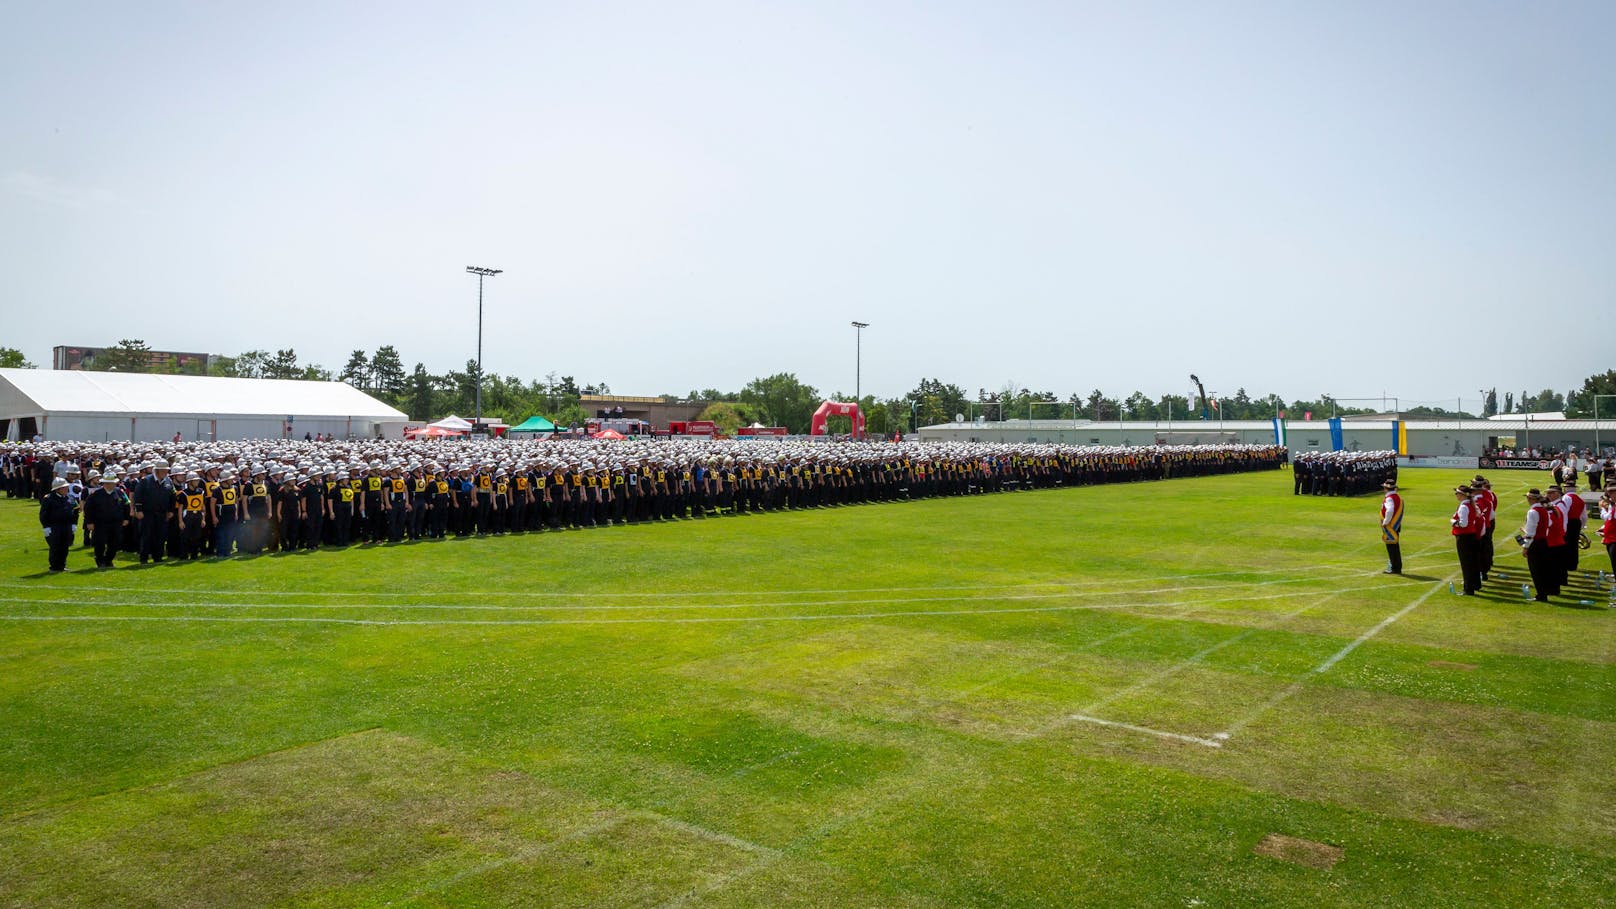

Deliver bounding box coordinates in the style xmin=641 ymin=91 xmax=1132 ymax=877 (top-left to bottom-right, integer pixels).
xmin=509 ymin=415 xmax=558 ymax=437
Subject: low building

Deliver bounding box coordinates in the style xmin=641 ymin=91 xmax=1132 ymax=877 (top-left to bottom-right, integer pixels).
xmin=52 ymin=345 xmax=214 ymax=373
xmin=579 ymin=394 xmax=706 ymax=428
xmin=0 ymin=368 xmax=406 ymax=442
xmin=916 ymin=417 xmax=1616 ymax=458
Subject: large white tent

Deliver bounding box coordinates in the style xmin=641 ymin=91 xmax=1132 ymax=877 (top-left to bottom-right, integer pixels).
xmin=0 ymin=368 xmax=406 ymax=442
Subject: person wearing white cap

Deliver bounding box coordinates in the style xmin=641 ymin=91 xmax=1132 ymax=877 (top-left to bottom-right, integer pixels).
xmin=40 ymin=477 xmax=78 ymax=571
xmin=179 ymin=472 xmax=209 ymax=560
xmin=133 ymin=460 xmax=174 ymax=564
xmin=84 ymin=473 xmax=129 ymax=568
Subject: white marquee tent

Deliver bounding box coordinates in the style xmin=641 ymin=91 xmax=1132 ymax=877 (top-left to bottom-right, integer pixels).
xmin=0 ymin=368 xmax=406 ymax=442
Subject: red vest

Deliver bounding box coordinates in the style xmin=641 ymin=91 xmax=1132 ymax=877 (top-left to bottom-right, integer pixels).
xmin=1602 ymin=510 xmax=1616 ymax=545
xmin=1545 ymin=503 xmax=1566 ymax=546
xmin=1451 ymin=500 xmax=1480 ymax=536
xmin=1565 ymin=493 xmax=1585 ymax=523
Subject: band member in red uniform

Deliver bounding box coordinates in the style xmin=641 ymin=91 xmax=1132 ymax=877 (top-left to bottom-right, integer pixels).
xmin=1600 ymin=484 xmax=1616 ymax=579
xmin=1520 ymin=489 xmax=1556 ymax=602
xmin=1379 ymin=479 xmax=1403 ymax=574
xmin=1450 ymin=485 xmax=1482 ymax=595
xmin=1538 ymin=485 xmax=1564 ymax=598
xmin=1562 ymin=479 xmax=1586 ymax=581
xmin=1471 ymin=475 xmax=1496 ymax=581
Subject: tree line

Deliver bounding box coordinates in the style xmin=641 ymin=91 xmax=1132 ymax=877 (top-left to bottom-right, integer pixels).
xmin=9 ymin=342 xmax=1615 ymax=431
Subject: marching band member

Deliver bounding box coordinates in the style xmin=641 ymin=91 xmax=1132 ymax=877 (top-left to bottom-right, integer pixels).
xmin=1379 ymin=478 xmax=1403 ymax=575
xmin=1450 ymin=485 xmax=1482 ymax=595
xmin=1520 ymin=489 xmax=1556 ymax=601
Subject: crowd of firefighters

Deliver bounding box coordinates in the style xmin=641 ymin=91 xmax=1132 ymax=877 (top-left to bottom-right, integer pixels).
xmin=12 ymin=438 xmax=1286 ymax=568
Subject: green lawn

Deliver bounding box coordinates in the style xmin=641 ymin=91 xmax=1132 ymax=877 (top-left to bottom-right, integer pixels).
xmin=1 ymin=466 xmax=1613 ymax=907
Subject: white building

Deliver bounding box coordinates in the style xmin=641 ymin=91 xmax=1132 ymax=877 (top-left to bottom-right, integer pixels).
xmin=0 ymin=368 xmax=406 ymax=442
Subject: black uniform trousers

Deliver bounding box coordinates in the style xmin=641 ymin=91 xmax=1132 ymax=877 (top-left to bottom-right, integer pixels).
xmin=139 ymin=512 xmax=168 ymax=562
xmin=46 ymin=525 xmax=74 ymax=571
xmin=1526 ymin=539 xmax=1555 ymax=601
xmin=1454 ymin=533 xmax=1482 ymax=594
xmin=91 ymin=525 xmax=118 ymax=567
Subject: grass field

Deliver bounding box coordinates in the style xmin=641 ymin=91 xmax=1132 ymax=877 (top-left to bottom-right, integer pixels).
xmin=2 ymin=466 xmax=1614 ymax=907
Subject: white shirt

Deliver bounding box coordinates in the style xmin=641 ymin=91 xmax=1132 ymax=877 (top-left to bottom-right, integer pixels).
xmin=1523 ymin=506 xmax=1541 ymax=542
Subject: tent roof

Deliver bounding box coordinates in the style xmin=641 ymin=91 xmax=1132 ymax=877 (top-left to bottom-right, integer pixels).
xmin=431 ymin=415 xmax=474 ymax=430
xmin=510 ymin=415 xmax=556 ymax=431
xmin=0 ymin=368 xmax=405 ymax=420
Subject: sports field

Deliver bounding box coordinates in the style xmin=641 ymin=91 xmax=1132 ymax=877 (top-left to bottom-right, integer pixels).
xmin=2 ymin=466 xmax=1614 ymax=907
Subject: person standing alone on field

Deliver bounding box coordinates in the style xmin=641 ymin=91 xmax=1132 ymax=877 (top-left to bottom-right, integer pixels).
xmin=40 ymin=476 xmax=77 ymax=572
xmin=1380 ymin=478 xmax=1403 ymax=574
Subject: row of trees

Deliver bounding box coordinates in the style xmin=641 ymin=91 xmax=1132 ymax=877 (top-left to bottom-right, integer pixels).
xmin=1481 ymin=379 xmax=1616 ymax=417
xmin=12 ymin=343 xmax=1616 ymax=427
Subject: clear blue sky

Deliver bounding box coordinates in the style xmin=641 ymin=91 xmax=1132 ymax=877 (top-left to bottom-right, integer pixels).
xmin=3 ymin=1 xmax=1611 ymax=410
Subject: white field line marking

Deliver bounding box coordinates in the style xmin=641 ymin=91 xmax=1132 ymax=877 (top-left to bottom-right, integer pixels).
xmin=1072 ymin=588 xmax=1347 ymax=719
xmin=1023 ymin=586 xmax=1350 ymax=743
xmin=390 ymin=815 xmax=628 ymax=905
xmin=890 ymin=622 xmax=1155 ymax=724
xmin=1214 ymin=573 xmax=1457 ymax=741
xmin=632 ymin=812 xmax=780 ymax=857
xmin=1065 ymin=714 xmax=1225 ymax=748
xmin=0 ymin=563 xmax=1373 ymax=601
xmin=0 ymin=572 xmax=1378 ymax=614
xmin=0 ymin=584 xmax=1391 ymax=628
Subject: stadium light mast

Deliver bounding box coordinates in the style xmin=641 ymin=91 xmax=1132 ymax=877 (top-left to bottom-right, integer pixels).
xmin=466 ymin=266 xmax=503 ymax=424
xmin=851 ymin=321 xmax=869 ymax=403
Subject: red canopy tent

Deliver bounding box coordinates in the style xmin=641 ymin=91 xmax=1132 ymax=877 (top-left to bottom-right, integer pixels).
xmin=403 ymin=425 xmax=467 ymax=440
xmin=591 ymin=429 xmax=627 ymax=440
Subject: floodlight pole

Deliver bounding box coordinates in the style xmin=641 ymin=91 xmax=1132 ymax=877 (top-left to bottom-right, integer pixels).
xmin=466 ymin=266 xmax=503 ymax=424
xmin=1594 ymin=394 xmax=1616 ymax=453
xmin=851 ymin=321 xmax=868 ymax=414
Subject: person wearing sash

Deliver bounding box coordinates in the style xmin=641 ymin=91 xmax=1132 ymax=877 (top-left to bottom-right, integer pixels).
xmin=1379 ymin=479 xmax=1404 ymax=574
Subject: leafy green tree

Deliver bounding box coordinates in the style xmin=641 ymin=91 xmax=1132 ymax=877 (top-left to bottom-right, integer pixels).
xmin=1123 ymin=391 xmax=1156 ymax=420
xmin=230 ymin=350 xmax=271 ymax=379
xmin=264 ymin=349 xmax=300 ymax=379
xmin=741 ymin=372 xmax=821 ymax=433
xmin=0 ymin=347 xmax=36 ymax=368
xmin=1157 ymin=394 xmax=1192 ymax=420
xmin=1483 ymin=388 xmax=1498 ymax=417
xmin=904 ymin=378 xmax=969 ymax=429
xmin=403 ymin=364 xmax=438 ymax=421
xmin=370 ymin=346 xmax=407 ymax=399
xmin=1084 ymin=389 xmax=1121 ymax=421
xmin=339 ymin=350 xmax=370 ymax=388
xmin=95 ymin=339 xmax=152 ymax=373
xmin=300 ymin=364 xmax=333 ymax=382
xmin=1564 ymin=371 xmax=1616 ymax=417
xmin=698 ymin=402 xmax=746 ymax=435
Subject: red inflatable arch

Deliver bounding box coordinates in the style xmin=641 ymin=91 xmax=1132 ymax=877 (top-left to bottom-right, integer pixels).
xmin=809 ymin=400 xmax=866 ymax=438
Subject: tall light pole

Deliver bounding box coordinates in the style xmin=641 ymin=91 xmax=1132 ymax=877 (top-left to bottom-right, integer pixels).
xmin=466 ymin=266 xmax=502 ymax=424
xmin=851 ymin=321 xmax=868 ymax=402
